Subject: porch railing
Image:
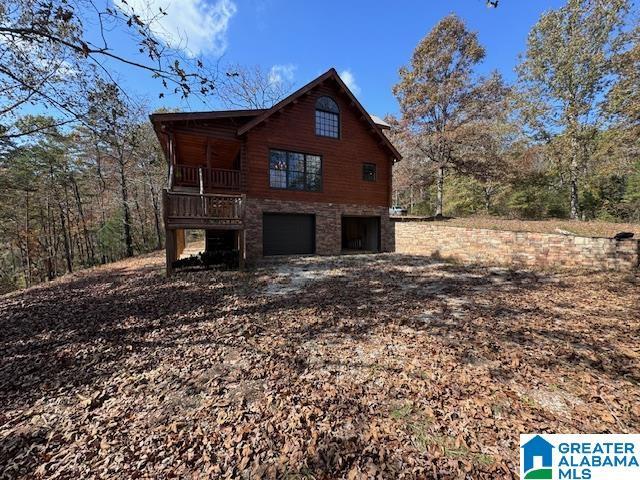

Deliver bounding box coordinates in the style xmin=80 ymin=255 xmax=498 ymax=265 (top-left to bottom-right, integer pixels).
xmin=173 ymin=165 xmax=241 ymax=191
xmin=163 ymin=190 xmax=245 ymax=228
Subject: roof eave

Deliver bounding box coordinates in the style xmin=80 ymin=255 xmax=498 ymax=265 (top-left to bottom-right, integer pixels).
xmin=149 ymin=109 xmax=266 ymax=124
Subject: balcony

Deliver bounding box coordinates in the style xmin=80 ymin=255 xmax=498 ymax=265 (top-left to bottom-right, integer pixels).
xmin=163 ymin=190 xmax=244 ymax=229
xmin=172 ymin=165 xmax=241 ymax=192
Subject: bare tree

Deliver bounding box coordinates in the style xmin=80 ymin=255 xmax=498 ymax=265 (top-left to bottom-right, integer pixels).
xmin=219 ymin=64 xmax=293 ymax=109
xmin=85 ymin=82 xmax=143 ymax=257
xmin=0 ymin=0 xmax=219 ymax=141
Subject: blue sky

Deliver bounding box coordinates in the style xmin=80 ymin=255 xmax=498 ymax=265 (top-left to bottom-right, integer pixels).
xmin=110 ymin=0 xmax=568 ymax=117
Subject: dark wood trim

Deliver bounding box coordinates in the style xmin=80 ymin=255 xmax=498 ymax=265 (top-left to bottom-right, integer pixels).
xmin=170 ymin=126 xmax=240 ymax=140
xmin=166 ymin=222 xmax=244 ymax=230
xmin=150 ymin=109 xmax=266 ymax=123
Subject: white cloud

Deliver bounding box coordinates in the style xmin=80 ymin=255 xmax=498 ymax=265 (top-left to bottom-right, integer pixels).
xmin=116 ymin=0 xmax=237 ymax=57
xmin=268 ymin=64 xmax=296 ymax=85
xmin=339 ymin=69 xmax=360 ymax=96
xmin=3 ymin=37 xmax=78 ymax=79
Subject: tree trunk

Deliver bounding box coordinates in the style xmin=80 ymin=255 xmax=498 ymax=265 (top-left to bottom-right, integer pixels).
xmin=38 ymin=205 xmax=55 ymax=281
xmin=71 ymin=175 xmax=95 ymax=264
xmin=568 ymin=123 xmax=581 ymax=220
xmin=409 ymin=185 xmax=414 ymax=212
xmin=483 ymin=185 xmax=492 ymax=214
xmin=48 ymin=197 xmax=59 ymax=277
xmin=63 ymin=186 xmax=74 ymax=265
xmin=58 ymin=202 xmax=73 ymax=273
xmin=435 ymin=166 xmax=445 ymax=217
xmin=570 ymin=178 xmax=579 ymax=220
xmin=150 ymin=186 xmax=163 ymax=250
xmin=95 ymin=148 xmax=109 ymax=264
xmin=24 ymin=192 xmax=32 ymax=287
xmin=570 ymin=153 xmax=580 ymax=220
xmin=144 ymin=161 xmax=164 ymax=250
xmin=119 ymin=160 xmax=134 ymax=257
xmin=133 ymin=193 xmax=148 ymax=249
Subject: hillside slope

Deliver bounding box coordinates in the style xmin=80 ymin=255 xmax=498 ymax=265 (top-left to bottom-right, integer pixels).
xmin=1 ymin=252 xmax=639 ymax=478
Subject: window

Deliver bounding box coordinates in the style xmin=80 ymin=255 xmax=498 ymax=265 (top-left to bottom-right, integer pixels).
xmin=315 ymin=96 xmax=339 ymax=138
xmin=269 ymin=150 xmax=322 ymax=191
xmin=363 ymin=163 xmax=377 ymax=181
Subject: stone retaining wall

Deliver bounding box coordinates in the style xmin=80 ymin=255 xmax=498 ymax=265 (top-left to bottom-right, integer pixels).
xmin=394 ymin=220 xmax=639 ymax=272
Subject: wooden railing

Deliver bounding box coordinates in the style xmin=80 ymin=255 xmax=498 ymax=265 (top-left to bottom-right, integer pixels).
xmin=206 ymin=168 xmax=240 ymax=190
xmin=173 ymin=164 xmax=199 ymax=187
xmin=163 ymin=191 xmax=244 ymax=228
xmin=173 ymin=165 xmax=241 ymax=191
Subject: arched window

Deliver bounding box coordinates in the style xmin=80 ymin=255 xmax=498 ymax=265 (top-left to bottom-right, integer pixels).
xmin=315 ymin=96 xmax=340 ymax=138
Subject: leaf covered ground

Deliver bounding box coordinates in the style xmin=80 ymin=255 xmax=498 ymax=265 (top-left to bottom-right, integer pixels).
xmin=1 ymin=252 xmax=639 ymax=479
xmin=409 ymin=216 xmax=640 ymax=239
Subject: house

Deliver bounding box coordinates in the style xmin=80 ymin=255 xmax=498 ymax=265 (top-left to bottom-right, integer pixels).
xmin=150 ymin=68 xmax=402 ymax=274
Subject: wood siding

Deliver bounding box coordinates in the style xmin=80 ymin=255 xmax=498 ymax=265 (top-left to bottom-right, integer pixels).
xmin=157 ymin=80 xmax=395 ymax=207
xmin=243 ymin=81 xmax=393 ymax=207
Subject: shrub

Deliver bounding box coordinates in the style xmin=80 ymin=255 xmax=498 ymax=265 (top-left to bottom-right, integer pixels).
xmin=172 ymin=249 xmax=239 ymax=270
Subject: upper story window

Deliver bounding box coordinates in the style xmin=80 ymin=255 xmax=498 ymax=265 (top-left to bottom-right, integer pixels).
xmin=269 ymin=149 xmax=322 ymax=192
xmin=315 ymin=96 xmax=340 ymax=138
xmin=363 ymin=163 xmax=377 ymax=181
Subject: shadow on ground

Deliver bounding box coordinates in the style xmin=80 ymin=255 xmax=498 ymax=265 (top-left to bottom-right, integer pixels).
xmin=1 ymin=252 xmax=639 ymax=478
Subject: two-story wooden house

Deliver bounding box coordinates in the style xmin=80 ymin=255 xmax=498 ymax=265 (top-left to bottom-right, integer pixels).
xmin=151 ymin=68 xmax=401 ymax=274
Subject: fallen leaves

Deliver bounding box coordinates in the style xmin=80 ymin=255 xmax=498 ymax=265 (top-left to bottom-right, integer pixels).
xmin=434 ymin=216 xmax=640 ymax=238
xmin=0 ymin=252 xmax=639 ymax=478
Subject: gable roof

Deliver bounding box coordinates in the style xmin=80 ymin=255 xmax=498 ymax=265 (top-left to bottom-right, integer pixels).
xmin=237 ymin=68 xmax=401 ymax=161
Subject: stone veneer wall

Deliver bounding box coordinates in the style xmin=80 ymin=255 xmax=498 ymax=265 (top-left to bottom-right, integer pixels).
xmin=244 ymin=198 xmax=394 ymax=262
xmin=394 ymin=220 xmax=639 ymax=272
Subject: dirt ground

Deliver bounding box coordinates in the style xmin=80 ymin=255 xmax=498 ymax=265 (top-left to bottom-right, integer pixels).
xmin=1 ymin=252 xmax=639 ymax=479
xmin=407 ymin=216 xmax=640 ymax=239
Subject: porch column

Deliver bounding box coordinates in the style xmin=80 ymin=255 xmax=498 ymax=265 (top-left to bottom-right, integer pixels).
xmin=166 ymin=228 xmax=177 ymax=276
xmin=176 ymin=228 xmax=186 ymax=257
xmin=238 ymin=229 xmax=246 ymax=270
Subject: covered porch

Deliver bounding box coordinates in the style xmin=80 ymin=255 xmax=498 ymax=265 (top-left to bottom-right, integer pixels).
xmin=166 ymin=131 xmax=245 ymax=193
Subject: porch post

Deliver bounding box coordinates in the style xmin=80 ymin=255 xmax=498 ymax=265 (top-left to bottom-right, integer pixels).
xmin=238 ymin=229 xmax=246 ymax=270
xmin=166 ymin=228 xmax=177 ymax=276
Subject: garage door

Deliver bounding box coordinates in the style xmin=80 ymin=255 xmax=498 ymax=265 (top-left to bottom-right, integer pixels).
xmin=263 ymin=213 xmax=315 ymax=256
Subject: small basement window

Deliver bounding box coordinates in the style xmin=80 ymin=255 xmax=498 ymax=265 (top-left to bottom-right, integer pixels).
xmin=363 ymin=163 xmax=376 ymax=181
